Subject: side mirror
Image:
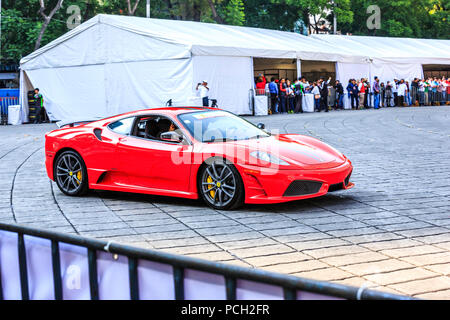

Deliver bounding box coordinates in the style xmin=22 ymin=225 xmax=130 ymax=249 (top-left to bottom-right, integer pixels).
xmin=257 ymin=123 xmax=265 ymax=130
xmin=160 ymin=131 xmax=183 ymax=143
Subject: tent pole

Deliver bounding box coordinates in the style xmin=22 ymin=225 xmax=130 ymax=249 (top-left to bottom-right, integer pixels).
xmin=296 ymin=59 xmax=302 ymax=79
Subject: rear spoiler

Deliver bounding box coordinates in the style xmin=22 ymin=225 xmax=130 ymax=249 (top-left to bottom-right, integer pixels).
xmin=56 ymin=118 xmax=102 ymax=128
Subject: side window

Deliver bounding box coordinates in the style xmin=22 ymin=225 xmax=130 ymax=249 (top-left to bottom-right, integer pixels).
xmin=133 ymin=115 xmax=183 ymax=142
xmin=108 ymin=117 xmax=135 ymax=135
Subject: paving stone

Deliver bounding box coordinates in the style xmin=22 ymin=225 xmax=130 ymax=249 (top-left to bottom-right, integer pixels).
xmin=272 ymin=232 xmax=331 ymax=244
xmin=363 ymin=268 xmax=438 ymax=286
xmin=244 ymin=252 xmax=311 ymax=267
xmin=326 ymin=227 xmax=381 ymax=238
xmin=360 ymin=239 xmax=424 ymax=251
xmin=388 ymin=276 xmax=450 ymax=296
xmin=216 ymin=237 xmax=278 ymax=251
xmin=423 ymin=263 xmax=450 ymax=276
xmin=343 ymin=232 xmax=404 ymax=244
xmin=381 ymin=245 xmax=445 ymax=259
xmin=294 ymin=267 xmax=354 ymax=282
xmin=399 ymin=252 xmax=450 ymax=267
xmin=434 ymin=242 xmax=450 ymax=250
xmin=260 ymin=225 xmax=317 ymax=237
xmin=303 ymin=245 xmax=369 ymax=259
xmin=396 ymin=227 xmax=450 ymax=238
xmin=416 ymin=289 xmax=450 ymax=300
xmin=262 ymin=261 xmax=327 ymax=274
xmin=321 ymin=251 xmax=389 ymax=267
xmin=415 ymin=234 xmax=450 ymax=245
xmin=290 ymin=238 xmax=351 ymax=251
xmin=187 ymin=251 xmax=236 ymax=262
xmin=150 ymin=237 xmax=211 ymax=249
xmin=230 ymin=244 xmax=294 ymax=258
xmin=378 ymin=221 xmax=434 ymax=232
xmin=163 ymin=244 xmax=222 ymax=255
xmin=341 ymin=259 xmax=415 ymax=276
xmin=334 ymin=277 xmax=377 ymax=289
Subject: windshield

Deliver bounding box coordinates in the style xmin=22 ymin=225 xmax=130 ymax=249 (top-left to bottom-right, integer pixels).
xmin=178 ymin=110 xmax=270 ymax=143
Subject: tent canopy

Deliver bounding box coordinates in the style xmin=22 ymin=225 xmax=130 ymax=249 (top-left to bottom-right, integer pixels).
xmin=311 ymin=34 xmax=450 ymax=65
xmin=21 ymin=14 xmax=370 ymax=69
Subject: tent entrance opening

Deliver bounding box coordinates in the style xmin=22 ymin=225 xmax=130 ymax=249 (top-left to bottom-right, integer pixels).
xmin=253 ymin=58 xmax=298 ymax=89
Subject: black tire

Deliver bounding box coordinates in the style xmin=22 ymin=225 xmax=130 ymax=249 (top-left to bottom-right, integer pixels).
xmin=198 ymin=158 xmax=244 ymax=210
xmin=54 ymin=150 xmax=89 ymax=196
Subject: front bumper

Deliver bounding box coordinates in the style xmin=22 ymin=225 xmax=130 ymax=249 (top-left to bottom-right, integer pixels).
xmin=238 ymin=160 xmax=354 ymax=204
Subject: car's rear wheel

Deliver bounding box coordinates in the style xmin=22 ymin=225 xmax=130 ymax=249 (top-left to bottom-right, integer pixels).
xmin=198 ymin=158 xmax=244 ymax=210
xmin=54 ymin=150 xmax=88 ymax=196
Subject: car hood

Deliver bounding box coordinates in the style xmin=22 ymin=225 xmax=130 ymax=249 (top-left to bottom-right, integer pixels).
xmin=231 ymin=134 xmax=347 ymax=170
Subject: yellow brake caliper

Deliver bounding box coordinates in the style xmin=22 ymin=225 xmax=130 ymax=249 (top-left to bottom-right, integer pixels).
xmin=207 ymin=175 xmax=215 ymax=198
xmin=76 ymin=171 xmax=82 ymax=185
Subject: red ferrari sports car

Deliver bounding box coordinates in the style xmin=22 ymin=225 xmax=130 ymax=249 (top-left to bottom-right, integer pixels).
xmin=45 ymin=107 xmax=353 ymax=210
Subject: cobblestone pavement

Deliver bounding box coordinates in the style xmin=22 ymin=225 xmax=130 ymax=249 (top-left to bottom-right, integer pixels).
xmin=1 ymin=106 xmax=449 ymax=299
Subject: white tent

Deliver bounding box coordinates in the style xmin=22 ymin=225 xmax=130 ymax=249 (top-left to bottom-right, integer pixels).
xmin=311 ymin=34 xmax=450 ymax=88
xmin=19 ymin=14 xmax=368 ymax=121
xmin=20 ymin=14 xmax=450 ymax=121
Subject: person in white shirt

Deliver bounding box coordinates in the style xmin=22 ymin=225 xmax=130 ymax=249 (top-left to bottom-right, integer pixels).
xmin=397 ymin=79 xmax=407 ymax=106
xmin=196 ymin=80 xmax=209 ymax=107
xmin=311 ymin=82 xmax=321 ymax=112
xmin=392 ymin=79 xmax=398 ymax=106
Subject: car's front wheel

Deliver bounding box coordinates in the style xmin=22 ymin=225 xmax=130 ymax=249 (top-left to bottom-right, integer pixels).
xmin=198 ymin=158 xmax=244 ymax=210
xmin=54 ymin=150 xmax=88 ymax=196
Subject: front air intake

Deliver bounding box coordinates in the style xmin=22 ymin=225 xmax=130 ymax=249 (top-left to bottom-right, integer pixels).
xmin=283 ymin=180 xmax=322 ymax=197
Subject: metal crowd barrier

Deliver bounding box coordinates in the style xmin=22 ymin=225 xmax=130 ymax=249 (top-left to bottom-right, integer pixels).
xmin=0 ymin=222 xmax=413 ymax=300
xmin=417 ymin=91 xmax=449 ymax=106
xmin=0 ymin=97 xmax=19 ymax=125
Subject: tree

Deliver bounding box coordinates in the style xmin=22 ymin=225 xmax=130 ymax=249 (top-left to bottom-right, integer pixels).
xmin=206 ymin=0 xmax=225 ymax=23
xmin=222 ymin=0 xmax=245 ymax=25
xmin=269 ymin=0 xmax=354 ymax=33
xmin=1 ymin=9 xmax=41 ymax=63
xmin=35 ymin=0 xmax=65 ymax=50
xmin=126 ymin=0 xmax=141 ymax=15
xmin=339 ymin=0 xmax=449 ymax=38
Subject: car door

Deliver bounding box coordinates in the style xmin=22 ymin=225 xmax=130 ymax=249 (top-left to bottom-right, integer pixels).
xmin=115 ymin=116 xmax=193 ymax=193
xmin=85 ymin=116 xmax=136 ymax=186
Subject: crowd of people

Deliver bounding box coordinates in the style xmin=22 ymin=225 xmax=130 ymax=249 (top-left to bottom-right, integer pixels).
xmin=254 ymin=74 xmax=450 ymax=114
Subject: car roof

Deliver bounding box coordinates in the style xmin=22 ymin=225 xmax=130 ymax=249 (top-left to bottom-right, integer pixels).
xmin=60 ymin=107 xmax=221 ymax=129
xmin=131 ymin=106 xmax=219 ymax=117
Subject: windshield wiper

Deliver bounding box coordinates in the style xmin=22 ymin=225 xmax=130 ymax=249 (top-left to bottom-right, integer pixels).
xmin=203 ymin=138 xmax=237 ymax=143
xmin=245 ymin=134 xmax=268 ymax=140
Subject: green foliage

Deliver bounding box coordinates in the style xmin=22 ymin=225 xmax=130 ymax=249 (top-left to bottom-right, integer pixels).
xmin=1 ymin=9 xmax=41 ymax=62
xmin=223 ymin=0 xmax=245 ymax=25
xmin=1 ymin=0 xmax=448 ymax=64
xmin=339 ymin=0 xmax=449 ymax=38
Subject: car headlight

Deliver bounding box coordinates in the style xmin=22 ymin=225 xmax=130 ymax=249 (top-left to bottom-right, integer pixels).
xmin=250 ymin=151 xmax=290 ymax=166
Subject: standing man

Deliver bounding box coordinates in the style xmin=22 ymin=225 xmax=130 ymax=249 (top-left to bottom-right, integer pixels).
xmin=358 ymin=78 xmax=366 ymax=110
xmin=196 ymin=80 xmax=209 ymax=107
xmin=319 ymin=77 xmax=331 ymax=112
xmin=268 ymin=77 xmax=279 ymax=114
xmin=385 ymin=81 xmax=393 ymax=107
xmin=279 ymin=79 xmax=287 ymax=113
xmin=411 ymin=78 xmax=419 ymax=105
xmin=347 ymin=79 xmax=359 ymax=109
xmin=373 ymin=76 xmax=380 ymax=109
xmin=33 ymin=88 xmax=44 ymax=124
xmin=335 ymin=80 xmax=344 ymax=110
xmin=293 ymin=77 xmax=304 ymax=114
xmin=392 ymin=79 xmax=399 ymax=106
xmin=397 ymin=79 xmax=407 ymax=106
